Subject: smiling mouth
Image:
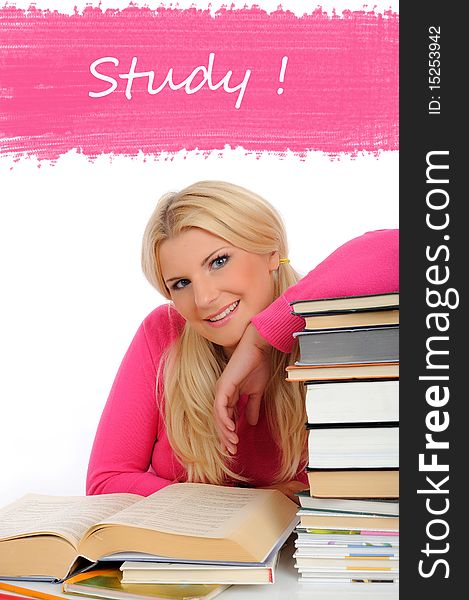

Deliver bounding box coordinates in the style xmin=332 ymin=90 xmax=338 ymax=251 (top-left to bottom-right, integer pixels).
xmin=207 ymin=300 xmax=240 ymax=322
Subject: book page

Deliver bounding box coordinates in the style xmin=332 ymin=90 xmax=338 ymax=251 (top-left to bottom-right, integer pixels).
xmin=0 ymin=493 xmax=141 ymax=547
xmin=97 ymin=484 xmax=269 ymax=538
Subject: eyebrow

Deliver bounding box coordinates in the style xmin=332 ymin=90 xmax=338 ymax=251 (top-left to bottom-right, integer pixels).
xmin=201 ymin=246 xmax=229 ymax=267
xmin=164 ymin=246 xmax=229 ymax=285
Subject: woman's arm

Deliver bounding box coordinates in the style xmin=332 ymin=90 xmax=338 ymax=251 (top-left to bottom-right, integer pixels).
xmin=214 ymin=229 xmax=399 ymax=451
xmin=86 ymin=305 xmax=184 ymax=496
xmin=252 ymin=229 xmax=399 ymax=353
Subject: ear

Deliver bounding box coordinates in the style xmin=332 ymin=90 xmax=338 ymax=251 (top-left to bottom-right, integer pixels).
xmin=268 ymin=250 xmax=280 ymax=272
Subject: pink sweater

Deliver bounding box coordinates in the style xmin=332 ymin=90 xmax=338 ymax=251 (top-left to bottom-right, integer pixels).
xmin=86 ymin=229 xmax=399 ymax=496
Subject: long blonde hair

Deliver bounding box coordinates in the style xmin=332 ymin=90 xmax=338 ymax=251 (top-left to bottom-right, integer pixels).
xmin=142 ymin=181 xmax=307 ymax=484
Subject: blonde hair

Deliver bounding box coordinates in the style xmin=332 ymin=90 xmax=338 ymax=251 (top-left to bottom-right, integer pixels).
xmin=142 ymin=181 xmax=307 ymax=485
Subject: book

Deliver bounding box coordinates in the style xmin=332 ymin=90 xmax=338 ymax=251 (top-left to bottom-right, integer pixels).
xmin=305 ymin=379 xmax=399 ymax=424
xmin=294 ymin=544 xmax=399 ymax=558
xmin=293 ymin=555 xmax=399 ymax=570
xmin=0 ymin=483 xmax=297 ymax=582
xmin=307 ymin=425 xmax=399 ymax=469
xmin=294 ymin=326 xmax=399 ymax=366
xmin=306 ymin=469 xmax=399 ymax=499
xmin=295 ymin=529 xmax=399 ymax=547
xmin=290 ymin=292 xmax=399 ymax=315
xmin=298 ymin=572 xmax=399 ymax=584
xmin=297 ymin=511 xmax=399 ymax=532
xmin=285 ymin=362 xmax=399 ymax=382
xmin=119 ymin=550 xmax=279 ymax=585
xmin=297 ymin=570 xmax=398 ymax=582
xmin=62 ymin=569 xmax=228 ymax=600
xmin=302 ymin=309 xmax=399 ymax=331
xmin=295 ymin=491 xmax=399 ymax=517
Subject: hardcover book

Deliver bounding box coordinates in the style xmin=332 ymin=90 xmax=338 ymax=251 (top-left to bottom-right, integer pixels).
xmin=302 ymin=309 xmax=399 ymax=331
xmin=307 ymin=425 xmax=399 ymax=469
xmin=305 ymin=379 xmax=399 ymax=424
xmin=305 ymin=469 xmax=399 ymax=499
xmin=295 ymin=326 xmax=399 ymax=366
xmin=296 ymin=511 xmax=399 ymax=532
xmin=290 ymin=293 xmax=399 ymax=315
xmin=286 ymin=362 xmax=399 ymax=382
xmin=119 ymin=550 xmax=279 ymax=585
xmin=295 ymin=491 xmax=399 ymax=517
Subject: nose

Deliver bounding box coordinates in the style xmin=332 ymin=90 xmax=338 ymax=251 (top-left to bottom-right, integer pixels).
xmin=192 ymin=276 xmax=220 ymax=310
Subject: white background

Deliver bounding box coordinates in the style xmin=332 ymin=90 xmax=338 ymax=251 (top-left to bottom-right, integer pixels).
xmin=0 ymin=0 xmax=399 ymax=507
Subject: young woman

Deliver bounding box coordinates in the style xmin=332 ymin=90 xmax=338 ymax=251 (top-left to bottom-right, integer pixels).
xmin=86 ymin=181 xmax=398 ymax=501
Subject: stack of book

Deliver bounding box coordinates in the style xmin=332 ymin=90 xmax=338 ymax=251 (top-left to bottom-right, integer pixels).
xmin=287 ymin=292 xmax=400 ymax=585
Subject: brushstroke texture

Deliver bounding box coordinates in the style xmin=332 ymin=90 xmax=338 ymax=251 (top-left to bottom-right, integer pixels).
xmin=0 ymin=6 xmax=398 ymax=160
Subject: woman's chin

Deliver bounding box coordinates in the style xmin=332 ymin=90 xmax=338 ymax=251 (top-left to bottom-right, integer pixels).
xmin=203 ymin=320 xmax=249 ymax=350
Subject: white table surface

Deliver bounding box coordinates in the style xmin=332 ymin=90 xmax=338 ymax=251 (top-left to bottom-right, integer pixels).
xmin=1 ymin=535 xmax=399 ymax=599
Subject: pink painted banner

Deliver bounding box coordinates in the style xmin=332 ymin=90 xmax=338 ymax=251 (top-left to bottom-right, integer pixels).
xmin=0 ymin=6 xmax=398 ymax=160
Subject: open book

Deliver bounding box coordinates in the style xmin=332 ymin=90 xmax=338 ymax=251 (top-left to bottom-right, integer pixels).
xmin=0 ymin=483 xmax=298 ymax=582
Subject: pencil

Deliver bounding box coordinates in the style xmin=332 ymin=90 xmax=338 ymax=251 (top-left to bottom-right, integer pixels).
xmin=0 ymin=583 xmax=64 ymax=600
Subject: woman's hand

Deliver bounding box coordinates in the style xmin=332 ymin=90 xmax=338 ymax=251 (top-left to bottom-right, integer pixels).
xmin=214 ymin=323 xmax=271 ymax=454
xmin=262 ymin=480 xmax=309 ymax=504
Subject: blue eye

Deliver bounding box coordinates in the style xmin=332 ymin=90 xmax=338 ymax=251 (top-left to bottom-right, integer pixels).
xmin=173 ymin=278 xmax=190 ymax=290
xmin=211 ymin=254 xmax=229 ymax=270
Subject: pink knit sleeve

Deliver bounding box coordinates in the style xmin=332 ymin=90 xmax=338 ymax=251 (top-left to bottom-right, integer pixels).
xmin=251 ymin=229 xmax=399 ymax=352
xmin=86 ymin=305 xmax=183 ymax=496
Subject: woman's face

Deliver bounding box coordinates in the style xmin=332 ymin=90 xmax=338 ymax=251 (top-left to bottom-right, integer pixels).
xmin=159 ymin=228 xmax=279 ymax=355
